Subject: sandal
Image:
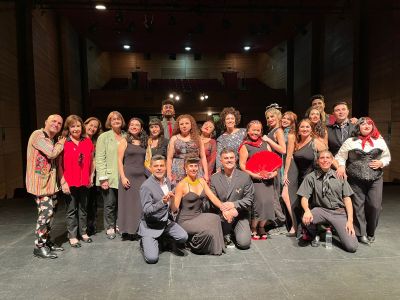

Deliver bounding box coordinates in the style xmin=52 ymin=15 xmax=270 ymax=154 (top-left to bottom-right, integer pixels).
xmin=251 ymin=231 xmax=260 ymax=240
xmin=258 ymin=227 xmax=268 ymax=240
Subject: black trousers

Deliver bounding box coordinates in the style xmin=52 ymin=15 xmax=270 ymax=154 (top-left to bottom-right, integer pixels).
xmin=304 ymin=207 xmax=358 ymax=253
xmin=102 ymin=187 xmax=118 ymax=230
xmin=86 ymin=186 xmax=99 ymax=235
xmin=349 ymin=177 xmax=383 ymax=237
xmin=221 ymin=217 xmax=251 ymax=250
xmin=64 ymin=186 xmax=89 ymax=238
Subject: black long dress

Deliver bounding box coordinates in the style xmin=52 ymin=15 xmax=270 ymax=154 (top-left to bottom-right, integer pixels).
xmin=117 ymin=143 xmax=146 ymax=234
xmin=245 ymin=142 xmax=275 ymax=221
xmin=177 ymin=185 xmax=225 ymax=255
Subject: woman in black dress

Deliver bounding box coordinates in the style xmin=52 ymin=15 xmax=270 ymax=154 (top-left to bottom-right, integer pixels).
xmin=171 ymin=157 xmax=233 ymax=255
xmin=239 ymin=120 xmax=277 ymax=240
xmin=117 ymin=117 xmax=148 ymax=240
xmin=284 ymin=118 xmax=326 ymax=235
xmin=264 ymin=106 xmax=287 ymax=227
xmin=280 ymin=111 xmax=298 ymax=236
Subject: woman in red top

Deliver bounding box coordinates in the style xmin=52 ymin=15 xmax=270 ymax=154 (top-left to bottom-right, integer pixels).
xmin=59 ymin=115 xmax=95 ymax=247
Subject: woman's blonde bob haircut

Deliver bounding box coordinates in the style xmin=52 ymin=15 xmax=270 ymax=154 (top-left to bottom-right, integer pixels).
xmin=105 ymin=111 xmax=126 ymax=129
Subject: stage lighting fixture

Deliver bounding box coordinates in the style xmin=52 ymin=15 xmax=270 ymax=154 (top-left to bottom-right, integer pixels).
xmin=244 ymin=46 xmax=251 ymax=51
xmin=207 ymin=111 xmax=212 ymax=116
xmin=200 ymin=93 xmax=209 ymax=101
xmin=185 ymin=47 xmax=191 ymax=51
xmin=123 ymin=45 xmax=131 ymax=50
xmin=169 ymin=93 xmax=174 ymax=99
xmin=95 ymin=4 xmax=106 ymax=10
xmin=175 ymin=95 xmax=180 ymax=101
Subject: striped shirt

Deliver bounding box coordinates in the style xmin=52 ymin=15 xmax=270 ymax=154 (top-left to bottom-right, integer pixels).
xmin=26 ymin=129 xmax=64 ymax=197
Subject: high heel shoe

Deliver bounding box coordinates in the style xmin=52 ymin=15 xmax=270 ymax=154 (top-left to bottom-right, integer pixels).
xmin=81 ymin=236 xmax=93 ymax=243
xmin=69 ymin=240 xmax=81 ymax=248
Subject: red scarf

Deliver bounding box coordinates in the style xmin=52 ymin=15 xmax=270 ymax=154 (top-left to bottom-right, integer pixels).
xmin=358 ymin=135 xmax=374 ymax=150
xmin=358 ymin=117 xmax=380 ymax=150
xmin=238 ymin=138 xmax=263 ymax=152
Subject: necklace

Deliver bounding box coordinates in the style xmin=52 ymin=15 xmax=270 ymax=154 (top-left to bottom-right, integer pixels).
xmin=184 ymin=177 xmax=200 ymax=186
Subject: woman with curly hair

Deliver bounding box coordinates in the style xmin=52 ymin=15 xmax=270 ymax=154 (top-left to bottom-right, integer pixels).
xmin=284 ymin=118 xmax=326 ymax=236
xmin=167 ymin=114 xmax=209 ymax=188
xmin=216 ymin=107 xmax=246 ymax=171
xmin=117 ymin=117 xmax=148 ymax=240
xmin=306 ymin=107 xmax=328 ymax=146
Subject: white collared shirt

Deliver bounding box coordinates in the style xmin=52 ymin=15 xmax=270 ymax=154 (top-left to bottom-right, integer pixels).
xmin=335 ymin=136 xmax=391 ymax=167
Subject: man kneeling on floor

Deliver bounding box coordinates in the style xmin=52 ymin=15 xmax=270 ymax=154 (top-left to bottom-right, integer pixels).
xmin=138 ymin=155 xmax=188 ymax=264
xmin=297 ymin=150 xmax=358 ymax=253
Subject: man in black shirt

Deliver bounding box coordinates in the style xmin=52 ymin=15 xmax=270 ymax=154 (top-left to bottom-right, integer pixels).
xmin=327 ymin=101 xmax=356 ymax=156
xmin=297 ymin=150 xmax=358 ymax=252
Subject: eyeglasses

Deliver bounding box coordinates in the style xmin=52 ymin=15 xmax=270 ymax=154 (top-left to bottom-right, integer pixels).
xmin=78 ymin=153 xmax=84 ymax=166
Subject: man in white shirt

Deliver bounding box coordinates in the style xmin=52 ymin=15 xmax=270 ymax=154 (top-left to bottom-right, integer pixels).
xmin=138 ymin=155 xmax=188 ymax=264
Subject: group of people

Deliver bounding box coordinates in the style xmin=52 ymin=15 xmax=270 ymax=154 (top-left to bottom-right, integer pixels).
xmin=26 ymin=94 xmax=391 ymax=262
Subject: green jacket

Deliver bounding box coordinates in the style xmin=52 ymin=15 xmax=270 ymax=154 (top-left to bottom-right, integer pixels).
xmin=95 ymin=130 xmax=126 ymax=189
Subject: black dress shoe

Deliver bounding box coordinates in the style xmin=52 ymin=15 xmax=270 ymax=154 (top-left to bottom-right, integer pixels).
xmin=298 ymin=238 xmax=311 ymax=247
xmin=311 ymin=235 xmax=320 ymax=247
xmin=81 ymin=237 xmax=93 ymax=243
xmin=46 ymin=241 xmax=64 ymax=252
xmin=33 ymin=246 xmax=58 ymax=259
xmin=367 ymin=236 xmax=375 ymax=243
xmin=358 ymin=236 xmax=370 ymax=245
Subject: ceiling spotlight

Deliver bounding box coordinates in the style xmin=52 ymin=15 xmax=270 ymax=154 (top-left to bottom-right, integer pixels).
xmin=244 ymin=46 xmax=251 ymax=51
xmin=123 ymin=45 xmax=131 ymax=50
xmin=207 ymin=111 xmax=212 ymax=116
xmin=95 ymin=4 xmax=106 ymax=10
xmin=185 ymin=46 xmax=191 ymax=51
xmin=175 ymin=95 xmax=180 ymax=101
xmin=169 ymin=93 xmax=174 ymax=99
xmin=200 ymin=93 xmax=208 ymax=101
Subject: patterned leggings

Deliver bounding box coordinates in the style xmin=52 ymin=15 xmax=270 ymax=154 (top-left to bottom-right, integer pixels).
xmin=34 ymin=195 xmax=57 ymax=248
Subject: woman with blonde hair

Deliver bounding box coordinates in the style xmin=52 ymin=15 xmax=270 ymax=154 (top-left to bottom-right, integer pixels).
xmin=96 ymin=111 xmax=126 ymax=239
xmin=263 ymin=105 xmax=286 ymax=228
xmin=167 ymin=114 xmax=209 ymax=188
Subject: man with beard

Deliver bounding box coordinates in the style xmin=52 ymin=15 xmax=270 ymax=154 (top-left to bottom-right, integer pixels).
xmin=26 ymin=114 xmax=66 ymax=259
xmin=161 ymin=99 xmax=176 ymax=140
xmin=138 ymin=155 xmax=188 ymax=264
